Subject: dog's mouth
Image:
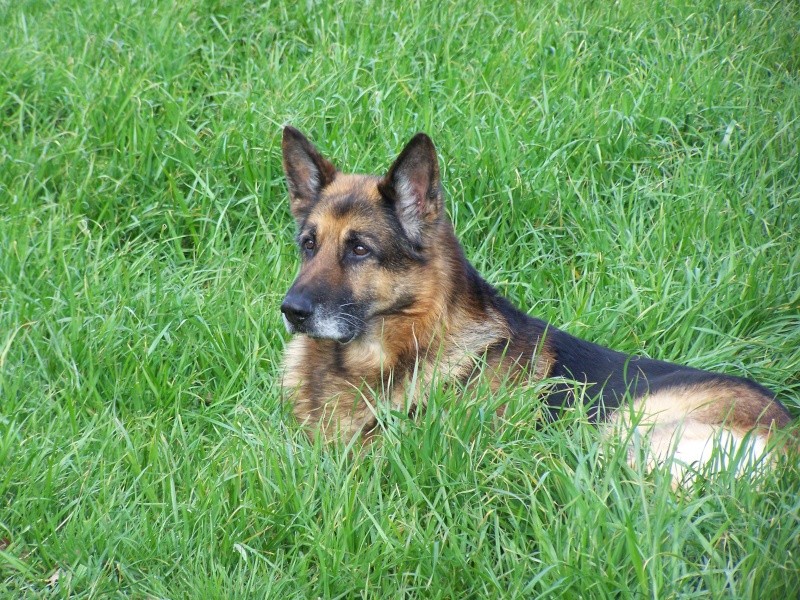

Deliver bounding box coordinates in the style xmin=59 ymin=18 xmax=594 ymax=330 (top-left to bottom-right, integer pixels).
xmin=282 ymin=312 xmax=362 ymax=344
xmin=305 ymin=329 xmax=358 ymax=344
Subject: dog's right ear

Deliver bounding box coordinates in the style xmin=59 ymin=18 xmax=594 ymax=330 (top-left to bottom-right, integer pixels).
xmin=378 ymin=133 xmax=443 ymax=247
xmin=281 ymin=126 xmax=337 ymax=223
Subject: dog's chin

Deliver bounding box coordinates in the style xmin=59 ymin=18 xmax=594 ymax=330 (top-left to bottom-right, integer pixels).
xmin=283 ymin=316 xmax=361 ymax=344
xmin=306 ymin=330 xmax=359 ymax=344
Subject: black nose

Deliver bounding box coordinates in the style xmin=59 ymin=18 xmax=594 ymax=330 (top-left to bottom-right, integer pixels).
xmin=281 ymin=291 xmax=313 ymax=327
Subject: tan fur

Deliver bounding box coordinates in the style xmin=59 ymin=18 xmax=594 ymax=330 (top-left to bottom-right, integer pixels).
xmin=606 ymin=381 xmax=787 ymax=482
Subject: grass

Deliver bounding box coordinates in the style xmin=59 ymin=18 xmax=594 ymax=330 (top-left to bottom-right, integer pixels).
xmin=1 ymin=0 xmax=799 ymax=596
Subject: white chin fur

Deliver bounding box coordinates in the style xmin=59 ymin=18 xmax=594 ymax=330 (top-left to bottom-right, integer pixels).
xmin=284 ymin=313 xmax=352 ymax=342
xmin=312 ymin=316 xmax=349 ymax=341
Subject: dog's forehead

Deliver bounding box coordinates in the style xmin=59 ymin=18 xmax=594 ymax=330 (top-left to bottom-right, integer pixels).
xmin=321 ymin=173 xmax=382 ymax=206
xmin=308 ymin=174 xmax=385 ymax=234
xmin=324 ymin=173 xmax=381 ymax=199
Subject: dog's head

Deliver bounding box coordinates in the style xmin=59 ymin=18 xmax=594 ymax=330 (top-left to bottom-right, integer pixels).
xmin=280 ymin=126 xmax=445 ymax=343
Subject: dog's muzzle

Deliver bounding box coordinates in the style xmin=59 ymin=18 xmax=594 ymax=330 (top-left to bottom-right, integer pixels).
xmin=281 ymin=284 xmax=363 ymax=343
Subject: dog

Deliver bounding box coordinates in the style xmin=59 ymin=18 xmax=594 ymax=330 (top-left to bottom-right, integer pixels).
xmin=279 ymin=126 xmax=792 ymax=478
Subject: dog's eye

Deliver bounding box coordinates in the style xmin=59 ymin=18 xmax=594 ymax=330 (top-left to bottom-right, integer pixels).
xmin=352 ymin=244 xmax=370 ymax=257
xmin=302 ymin=239 xmax=315 ymax=252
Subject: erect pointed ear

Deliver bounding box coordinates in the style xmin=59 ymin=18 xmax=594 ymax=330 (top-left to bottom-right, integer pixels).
xmin=281 ymin=126 xmax=337 ymax=223
xmin=377 ymin=133 xmax=443 ymax=246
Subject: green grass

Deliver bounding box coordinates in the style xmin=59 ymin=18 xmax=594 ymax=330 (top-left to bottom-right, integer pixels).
xmin=2 ymin=0 xmax=799 ymax=596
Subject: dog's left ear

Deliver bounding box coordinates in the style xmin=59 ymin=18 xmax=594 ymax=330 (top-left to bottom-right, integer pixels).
xmin=378 ymin=133 xmax=443 ymax=246
xmin=282 ymin=126 xmax=337 ymax=223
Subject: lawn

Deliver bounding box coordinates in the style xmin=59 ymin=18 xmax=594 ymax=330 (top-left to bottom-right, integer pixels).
xmin=1 ymin=0 xmax=799 ymax=597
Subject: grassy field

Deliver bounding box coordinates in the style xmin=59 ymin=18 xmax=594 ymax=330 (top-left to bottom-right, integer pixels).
xmin=2 ymin=0 xmax=799 ymax=597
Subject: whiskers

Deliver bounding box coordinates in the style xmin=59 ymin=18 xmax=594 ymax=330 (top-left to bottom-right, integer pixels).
xmin=337 ymin=304 xmax=365 ymax=326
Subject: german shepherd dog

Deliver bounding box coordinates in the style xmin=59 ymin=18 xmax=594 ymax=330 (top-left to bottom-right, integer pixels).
xmin=280 ymin=126 xmax=792 ymax=477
